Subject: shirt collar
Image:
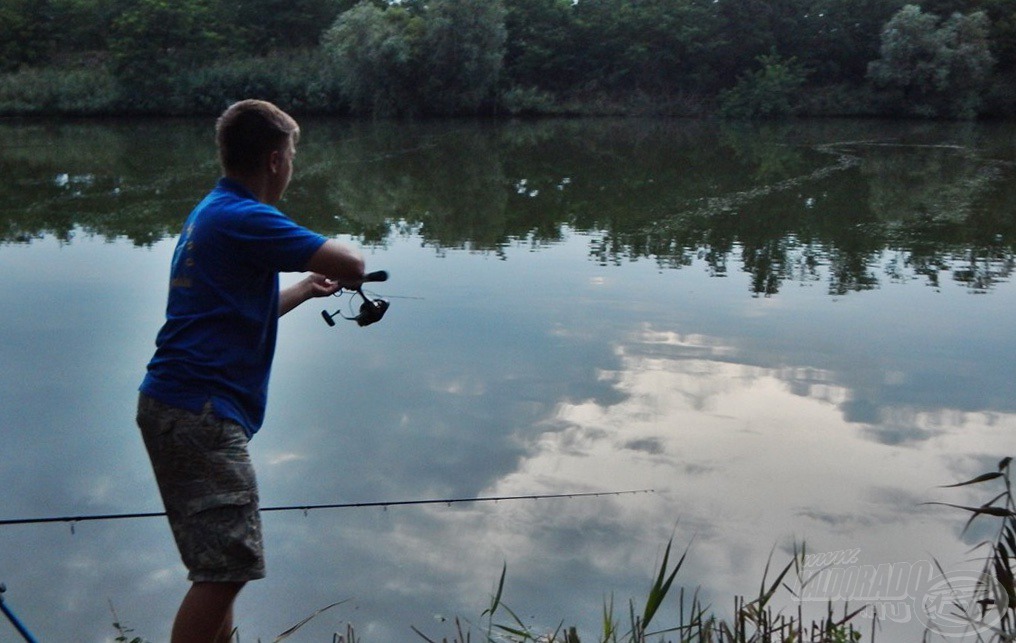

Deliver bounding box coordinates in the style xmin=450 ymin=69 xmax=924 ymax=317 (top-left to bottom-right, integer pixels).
xmin=216 ymin=176 xmax=259 ymax=202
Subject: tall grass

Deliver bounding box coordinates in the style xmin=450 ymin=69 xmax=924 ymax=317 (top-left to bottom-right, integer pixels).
xmin=0 ymin=65 xmax=118 ymax=116
xmin=0 ymin=51 xmax=344 ymax=117
xmin=925 ymin=456 xmax=1016 ymax=639
xmin=411 ymin=539 xmax=867 ymax=643
xmin=102 ymin=455 xmax=1016 ymax=642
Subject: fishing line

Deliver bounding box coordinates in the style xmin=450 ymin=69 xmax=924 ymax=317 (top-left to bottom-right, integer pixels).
xmin=0 ymin=489 xmax=654 ymax=529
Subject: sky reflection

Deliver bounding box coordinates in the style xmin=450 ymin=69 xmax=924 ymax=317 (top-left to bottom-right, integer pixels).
xmin=2 ymin=118 xmax=1015 ymax=642
xmin=1 ymin=228 xmax=1013 ymax=642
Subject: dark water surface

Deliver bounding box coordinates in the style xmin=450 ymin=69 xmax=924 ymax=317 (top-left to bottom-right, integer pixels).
xmin=1 ymin=118 xmax=1014 ymax=641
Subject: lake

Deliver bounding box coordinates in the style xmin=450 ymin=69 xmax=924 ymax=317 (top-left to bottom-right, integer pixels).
xmin=1 ymin=117 xmax=1014 ymax=642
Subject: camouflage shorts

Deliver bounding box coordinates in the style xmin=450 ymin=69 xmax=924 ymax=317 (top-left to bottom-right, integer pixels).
xmin=137 ymin=394 xmax=266 ymax=583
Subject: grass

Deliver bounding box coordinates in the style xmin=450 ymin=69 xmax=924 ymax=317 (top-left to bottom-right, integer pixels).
xmin=923 ymin=456 xmax=1016 ymax=639
xmin=100 ymin=456 xmax=1016 ymax=642
xmin=410 ymin=540 xmax=869 ymax=643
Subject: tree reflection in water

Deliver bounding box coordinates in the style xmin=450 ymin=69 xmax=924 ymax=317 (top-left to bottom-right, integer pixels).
xmin=2 ymin=118 xmax=1012 ymax=298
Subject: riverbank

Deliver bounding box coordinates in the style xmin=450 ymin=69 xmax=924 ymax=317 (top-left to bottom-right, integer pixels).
xmin=3 ymin=52 xmax=1015 ymax=121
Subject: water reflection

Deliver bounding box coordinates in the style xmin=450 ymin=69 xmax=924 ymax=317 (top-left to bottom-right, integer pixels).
xmin=1 ymin=119 xmax=1015 ymax=641
xmin=2 ymin=119 xmax=1014 ymax=295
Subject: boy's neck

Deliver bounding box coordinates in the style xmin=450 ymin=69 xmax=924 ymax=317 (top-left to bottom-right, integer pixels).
xmin=225 ymin=171 xmax=271 ymax=204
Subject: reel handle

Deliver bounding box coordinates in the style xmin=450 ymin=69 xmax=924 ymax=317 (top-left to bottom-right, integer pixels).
xmin=321 ymin=269 xmax=390 ymax=328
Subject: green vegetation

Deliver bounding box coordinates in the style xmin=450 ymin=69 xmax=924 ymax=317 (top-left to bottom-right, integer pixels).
xmin=104 ymin=456 xmax=1016 ymax=641
xmin=1 ymin=0 xmax=1015 ymax=118
xmin=411 ymin=545 xmax=869 ymax=642
xmin=925 ymin=457 xmax=1016 ymax=639
xmin=867 ymin=6 xmax=996 ymax=118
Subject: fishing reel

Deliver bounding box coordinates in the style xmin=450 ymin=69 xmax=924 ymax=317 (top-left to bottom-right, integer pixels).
xmin=321 ymin=270 xmax=390 ymax=328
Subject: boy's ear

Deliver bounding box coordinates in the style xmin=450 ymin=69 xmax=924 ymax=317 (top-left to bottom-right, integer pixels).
xmin=266 ymin=149 xmax=282 ymax=174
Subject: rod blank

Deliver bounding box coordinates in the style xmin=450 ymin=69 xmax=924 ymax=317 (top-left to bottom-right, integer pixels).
xmin=0 ymin=490 xmax=654 ymax=528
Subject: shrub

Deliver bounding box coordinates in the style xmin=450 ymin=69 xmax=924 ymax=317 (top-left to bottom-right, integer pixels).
xmin=321 ymin=2 xmax=422 ymax=117
xmin=0 ymin=65 xmax=117 ymax=116
xmin=175 ymin=50 xmax=345 ymax=115
xmin=867 ymin=5 xmax=995 ymax=119
xmin=719 ymin=53 xmax=809 ymax=119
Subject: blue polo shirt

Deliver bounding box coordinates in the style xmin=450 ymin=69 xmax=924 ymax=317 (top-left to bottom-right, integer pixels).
xmin=140 ymin=178 xmax=327 ymax=437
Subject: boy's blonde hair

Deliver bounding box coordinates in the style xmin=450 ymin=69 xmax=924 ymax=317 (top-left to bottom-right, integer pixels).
xmin=215 ymin=99 xmax=300 ymax=175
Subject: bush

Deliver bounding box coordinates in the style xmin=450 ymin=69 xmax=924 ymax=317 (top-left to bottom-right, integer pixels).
xmin=321 ymin=2 xmax=422 ymax=117
xmin=719 ymin=53 xmax=809 ymax=119
xmin=0 ymin=65 xmax=117 ymax=116
xmin=498 ymin=85 xmax=559 ymax=115
xmin=796 ymin=82 xmax=881 ymax=118
xmin=107 ymin=0 xmax=222 ymax=110
xmin=867 ymin=5 xmax=995 ymax=119
xmin=322 ymin=0 xmax=508 ymax=117
xmin=175 ymin=50 xmax=345 ymax=115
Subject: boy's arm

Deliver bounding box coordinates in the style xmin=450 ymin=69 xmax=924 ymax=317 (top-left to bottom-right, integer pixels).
xmin=278 ymin=240 xmax=366 ymax=317
xmin=304 ymin=239 xmax=366 ymax=285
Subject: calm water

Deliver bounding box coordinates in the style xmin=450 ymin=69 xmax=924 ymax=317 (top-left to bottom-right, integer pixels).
xmin=1 ymin=118 xmax=1014 ymax=642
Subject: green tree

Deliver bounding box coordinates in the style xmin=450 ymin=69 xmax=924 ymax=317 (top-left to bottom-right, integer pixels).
xmin=321 ymin=2 xmax=422 ymax=116
xmin=803 ymin=0 xmax=907 ymax=83
xmin=867 ymin=4 xmax=995 ymax=118
xmin=980 ymin=0 xmax=1016 ymax=72
xmin=108 ymin=0 xmax=221 ymax=108
xmin=571 ymin=0 xmax=716 ymax=94
xmin=323 ymin=0 xmax=506 ymax=116
xmin=502 ymin=0 xmax=577 ymax=92
xmin=48 ymin=0 xmax=130 ymax=53
xmin=211 ymin=0 xmax=349 ymax=55
xmin=701 ymin=0 xmax=812 ymax=91
xmin=719 ymin=52 xmax=809 ymax=118
xmin=0 ymin=0 xmax=57 ymax=70
xmin=419 ymin=0 xmax=507 ymax=114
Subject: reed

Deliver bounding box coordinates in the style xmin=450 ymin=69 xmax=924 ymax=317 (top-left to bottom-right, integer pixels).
xmin=105 ymin=456 xmax=1016 ymax=642
xmin=410 ymin=538 xmax=867 ymax=643
xmin=924 ymin=456 xmax=1016 ymax=639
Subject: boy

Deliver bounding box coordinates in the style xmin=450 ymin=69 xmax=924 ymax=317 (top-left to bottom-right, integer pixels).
xmin=137 ymin=99 xmax=367 ymax=642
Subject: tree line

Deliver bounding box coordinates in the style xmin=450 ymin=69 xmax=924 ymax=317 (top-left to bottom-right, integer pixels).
xmin=1 ymin=0 xmax=1014 ymax=119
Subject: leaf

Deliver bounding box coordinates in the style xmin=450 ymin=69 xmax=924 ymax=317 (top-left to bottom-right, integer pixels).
xmin=271 ymin=600 xmax=347 ymax=642
xmin=410 ymin=625 xmax=438 ymax=643
xmin=481 ymin=562 xmax=506 ymax=618
xmin=642 ymin=537 xmax=687 ymax=630
xmin=940 ymin=472 xmax=1003 ymax=488
xmin=921 ymin=501 xmax=1016 ymax=535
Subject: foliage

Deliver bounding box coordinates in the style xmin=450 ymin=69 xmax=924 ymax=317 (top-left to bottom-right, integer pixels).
xmin=321 ymin=2 xmax=421 ymax=117
xmin=412 ymin=538 xmax=867 ymax=642
xmin=0 ymin=0 xmax=58 ymax=71
xmin=703 ymin=0 xmax=812 ymax=92
xmin=211 ymin=0 xmax=348 ymax=56
xmin=499 ymin=85 xmax=560 ymax=116
xmin=323 ymin=0 xmax=506 ymax=117
xmin=926 ymin=457 xmax=1016 ymax=639
xmin=502 ymin=0 xmax=577 ymax=93
xmin=569 ymin=0 xmax=715 ymax=95
xmin=5 ymin=0 xmax=1016 ymax=118
xmin=418 ymin=0 xmax=507 ymax=115
xmin=0 ymin=64 xmax=117 ymax=115
xmin=867 ymin=4 xmax=995 ymax=119
xmin=177 ymin=49 xmax=344 ymax=116
xmin=802 ymin=0 xmax=907 ymax=83
xmin=107 ymin=0 xmax=222 ymax=109
xmin=719 ymin=53 xmax=810 ymax=119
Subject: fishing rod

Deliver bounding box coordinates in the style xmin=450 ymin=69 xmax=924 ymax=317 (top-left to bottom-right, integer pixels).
xmin=0 ymin=584 xmax=39 ymax=643
xmin=0 ymin=489 xmax=653 ymax=528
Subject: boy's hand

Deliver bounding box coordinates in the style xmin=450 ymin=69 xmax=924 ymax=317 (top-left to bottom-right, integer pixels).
xmin=279 ymin=273 xmax=346 ymax=316
xmin=304 ymin=273 xmax=344 ymax=298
